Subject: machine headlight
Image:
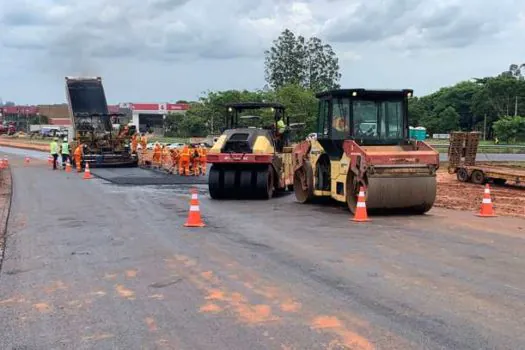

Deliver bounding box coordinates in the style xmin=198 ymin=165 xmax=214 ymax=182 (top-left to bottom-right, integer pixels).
xmin=407 ymin=92 xmax=412 ymax=97
xmin=352 ymin=91 xmax=357 ymax=96
xmin=228 ymin=107 xmax=233 ymax=112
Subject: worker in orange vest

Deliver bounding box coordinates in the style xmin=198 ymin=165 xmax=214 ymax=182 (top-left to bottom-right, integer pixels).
xmin=73 ymin=143 xmax=84 ymax=172
xmin=131 ymin=133 xmax=138 ymax=153
xmin=153 ymin=142 xmax=162 ymax=165
xmin=170 ymin=148 xmax=180 ymax=174
xmin=191 ymin=145 xmax=200 ymax=176
xmin=140 ymin=134 xmax=147 ymax=150
xmin=198 ymin=145 xmax=207 ymax=175
xmin=162 ymin=145 xmax=170 ymax=169
xmin=179 ymin=144 xmax=191 ymax=176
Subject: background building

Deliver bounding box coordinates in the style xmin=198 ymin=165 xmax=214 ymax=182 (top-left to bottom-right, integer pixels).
xmin=1 ymin=102 xmax=190 ymax=136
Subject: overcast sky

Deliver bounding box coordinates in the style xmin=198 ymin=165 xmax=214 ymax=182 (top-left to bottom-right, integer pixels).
xmin=1 ymin=0 xmax=525 ymax=105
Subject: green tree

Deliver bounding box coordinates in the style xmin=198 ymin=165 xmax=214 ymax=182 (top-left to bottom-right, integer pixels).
xmin=264 ymin=29 xmax=341 ymax=92
xmin=408 ymin=97 xmax=427 ymax=126
xmin=493 ymin=116 xmax=525 ymax=143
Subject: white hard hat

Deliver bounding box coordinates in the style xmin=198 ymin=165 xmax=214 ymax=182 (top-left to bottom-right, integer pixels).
xmin=63 ymin=137 xmax=67 ymax=141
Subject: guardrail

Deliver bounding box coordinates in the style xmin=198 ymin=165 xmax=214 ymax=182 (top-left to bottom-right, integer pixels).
xmin=429 ymin=144 xmax=525 ymax=149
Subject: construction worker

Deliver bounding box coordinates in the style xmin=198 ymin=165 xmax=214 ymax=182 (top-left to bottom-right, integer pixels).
xmin=179 ymin=144 xmax=191 ymax=176
xmin=153 ymin=142 xmax=162 ymax=166
xmin=198 ymin=145 xmax=207 ymax=175
xmin=276 ymin=116 xmax=287 ymax=152
xmin=73 ymin=143 xmax=84 ymax=172
xmin=192 ymin=145 xmax=201 ymax=176
xmin=60 ymin=138 xmax=70 ymax=169
xmin=162 ymin=145 xmax=170 ymax=170
xmin=170 ymin=148 xmax=180 ymax=174
xmin=140 ymin=133 xmax=147 ymax=150
xmin=131 ymin=133 xmax=138 ymax=153
xmin=49 ymin=137 xmax=59 ymax=170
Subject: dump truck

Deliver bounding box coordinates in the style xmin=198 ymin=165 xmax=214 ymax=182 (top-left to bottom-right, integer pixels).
xmin=293 ymin=88 xmax=440 ymax=214
xmin=65 ymin=76 xmax=138 ymax=167
xmin=207 ymin=102 xmax=295 ymax=199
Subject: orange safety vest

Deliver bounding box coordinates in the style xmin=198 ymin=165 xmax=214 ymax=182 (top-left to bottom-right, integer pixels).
xmin=181 ymin=147 xmax=190 ymax=157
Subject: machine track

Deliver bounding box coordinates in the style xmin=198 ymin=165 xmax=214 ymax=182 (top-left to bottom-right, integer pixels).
xmin=209 ymin=164 xmax=274 ymax=199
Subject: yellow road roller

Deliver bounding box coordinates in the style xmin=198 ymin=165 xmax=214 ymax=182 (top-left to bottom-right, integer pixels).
xmin=207 ymin=102 xmax=295 ymax=199
xmin=293 ymin=89 xmax=439 ymax=214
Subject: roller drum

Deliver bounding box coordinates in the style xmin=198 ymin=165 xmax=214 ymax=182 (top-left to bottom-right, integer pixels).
xmin=366 ymin=175 xmax=436 ymax=213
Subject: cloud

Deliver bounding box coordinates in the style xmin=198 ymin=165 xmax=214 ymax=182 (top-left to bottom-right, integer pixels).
xmin=1 ymin=0 xmax=525 ymax=104
xmin=321 ymin=0 xmax=523 ymax=50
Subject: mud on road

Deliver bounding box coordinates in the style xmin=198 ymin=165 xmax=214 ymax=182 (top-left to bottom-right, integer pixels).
xmin=435 ymin=164 xmax=525 ymax=218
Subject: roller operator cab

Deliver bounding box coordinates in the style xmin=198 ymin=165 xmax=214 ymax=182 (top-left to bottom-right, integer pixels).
xmin=207 ymin=102 xmax=295 ymax=199
xmin=293 ymin=89 xmax=440 ymax=214
xmin=65 ymin=76 xmax=138 ymax=167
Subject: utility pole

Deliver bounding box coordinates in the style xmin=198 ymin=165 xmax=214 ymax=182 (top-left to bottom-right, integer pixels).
xmin=515 ymin=96 xmax=519 ymax=116
xmin=483 ymin=114 xmax=487 ymax=141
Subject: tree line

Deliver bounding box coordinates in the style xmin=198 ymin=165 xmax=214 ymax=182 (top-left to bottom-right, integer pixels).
xmin=172 ymin=29 xmax=525 ymax=142
xmin=409 ymin=64 xmax=525 ymax=142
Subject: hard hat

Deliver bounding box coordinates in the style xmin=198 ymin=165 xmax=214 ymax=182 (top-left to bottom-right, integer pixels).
xmin=63 ymin=137 xmax=67 ymax=141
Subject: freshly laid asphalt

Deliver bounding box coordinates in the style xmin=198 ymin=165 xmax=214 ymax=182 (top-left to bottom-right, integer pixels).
xmin=0 ymin=150 xmax=524 ymax=349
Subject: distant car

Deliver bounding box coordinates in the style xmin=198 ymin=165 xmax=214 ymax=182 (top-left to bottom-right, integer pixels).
xmin=167 ymin=143 xmax=185 ymax=149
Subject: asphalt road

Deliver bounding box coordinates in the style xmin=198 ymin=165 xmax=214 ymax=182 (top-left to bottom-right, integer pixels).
xmin=1 ymin=151 xmax=525 ymax=349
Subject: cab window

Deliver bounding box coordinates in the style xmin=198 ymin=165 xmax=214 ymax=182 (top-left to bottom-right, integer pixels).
xmin=331 ymin=98 xmax=350 ymax=140
xmin=317 ymin=99 xmax=330 ymax=138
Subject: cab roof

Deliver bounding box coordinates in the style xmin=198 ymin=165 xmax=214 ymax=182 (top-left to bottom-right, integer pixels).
xmin=316 ymin=88 xmax=413 ymax=99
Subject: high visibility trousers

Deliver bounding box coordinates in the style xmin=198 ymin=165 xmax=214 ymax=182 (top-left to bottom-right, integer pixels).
xmin=192 ymin=159 xmax=200 ymax=176
xmin=75 ymin=156 xmax=82 ymax=172
xmin=200 ymin=158 xmax=207 ymax=175
xmin=179 ymin=157 xmax=190 ymax=175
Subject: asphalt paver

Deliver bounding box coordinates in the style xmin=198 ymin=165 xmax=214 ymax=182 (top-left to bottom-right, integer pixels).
xmin=0 ymin=153 xmax=524 ymax=349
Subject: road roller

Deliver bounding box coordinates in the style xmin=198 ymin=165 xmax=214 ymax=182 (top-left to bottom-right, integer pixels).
xmin=207 ymin=102 xmax=295 ymax=199
xmin=293 ymin=88 xmax=440 ymax=214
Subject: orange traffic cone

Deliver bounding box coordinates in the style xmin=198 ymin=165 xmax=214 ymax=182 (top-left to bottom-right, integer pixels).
xmin=3 ymin=156 xmax=8 ymax=168
xmin=351 ymin=186 xmax=370 ymax=222
xmin=65 ymin=159 xmax=72 ymax=173
xmin=0 ymin=158 xmax=4 ymax=169
xmin=477 ymin=184 xmax=497 ymax=217
xmin=24 ymin=156 xmax=30 ymax=165
xmin=48 ymin=155 xmax=53 ymax=168
xmin=184 ymin=188 xmax=206 ymax=227
xmin=83 ymin=162 xmax=93 ymax=179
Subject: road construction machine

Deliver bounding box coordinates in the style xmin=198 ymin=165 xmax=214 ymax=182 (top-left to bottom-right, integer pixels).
xmin=65 ymin=76 xmax=138 ymax=167
xmin=293 ymin=89 xmax=439 ymax=214
xmin=207 ymin=102 xmax=295 ymax=199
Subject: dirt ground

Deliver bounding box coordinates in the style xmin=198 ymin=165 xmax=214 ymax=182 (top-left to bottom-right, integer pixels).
xmin=0 ymin=138 xmax=48 ymax=152
xmin=436 ymin=163 xmax=525 ymax=218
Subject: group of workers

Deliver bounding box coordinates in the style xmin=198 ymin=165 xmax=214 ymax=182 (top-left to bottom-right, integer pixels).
xmin=50 ymin=130 xmax=207 ymax=176
xmin=147 ymin=142 xmax=207 ymax=176
xmin=49 ymin=137 xmax=85 ymax=172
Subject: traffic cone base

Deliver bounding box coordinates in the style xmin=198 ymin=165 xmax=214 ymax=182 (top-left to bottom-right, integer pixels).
xmin=476 ymin=184 xmax=497 ymax=217
xmin=184 ymin=190 xmax=206 ymax=227
xmin=65 ymin=160 xmax=72 ymax=173
xmin=351 ymin=187 xmax=370 ymax=222
xmin=83 ymin=163 xmax=93 ymax=179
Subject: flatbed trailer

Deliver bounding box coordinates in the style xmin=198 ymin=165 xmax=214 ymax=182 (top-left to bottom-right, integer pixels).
xmin=448 ymin=131 xmax=524 ymax=186
xmin=455 ymin=164 xmax=524 ymax=185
